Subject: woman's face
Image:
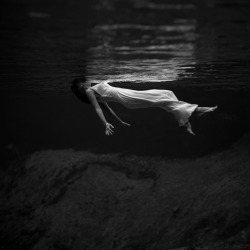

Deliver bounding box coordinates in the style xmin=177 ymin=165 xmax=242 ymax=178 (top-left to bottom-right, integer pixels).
xmin=79 ymin=81 xmax=91 ymax=90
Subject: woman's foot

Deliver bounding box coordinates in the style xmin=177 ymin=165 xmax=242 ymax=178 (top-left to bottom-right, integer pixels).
xmin=185 ymin=121 xmax=195 ymax=135
xmin=195 ymin=106 xmax=218 ymax=117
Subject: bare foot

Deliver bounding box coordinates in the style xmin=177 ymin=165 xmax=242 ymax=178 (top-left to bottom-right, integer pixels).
xmin=196 ymin=106 xmax=218 ymax=117
xmin=185 ymin=121 xmax=195 ymax=135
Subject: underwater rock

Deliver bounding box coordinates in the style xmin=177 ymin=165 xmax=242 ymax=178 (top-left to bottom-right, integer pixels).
xmin=0 ymin=133 xmax=250 ymax=250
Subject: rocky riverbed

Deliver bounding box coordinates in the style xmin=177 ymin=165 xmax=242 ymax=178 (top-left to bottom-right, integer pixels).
xmin=1 ymin=133 xmax=250 ymax=250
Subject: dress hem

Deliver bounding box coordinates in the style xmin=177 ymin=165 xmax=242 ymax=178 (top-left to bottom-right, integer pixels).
xmin=178 ymin=104 xmax=198 ymax=126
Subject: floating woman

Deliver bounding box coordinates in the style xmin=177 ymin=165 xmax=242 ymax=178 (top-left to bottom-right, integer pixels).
xmin=71 ymin=78 xmax=217 ymax=136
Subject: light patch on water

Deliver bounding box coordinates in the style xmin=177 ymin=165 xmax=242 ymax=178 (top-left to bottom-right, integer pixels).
xmin=86 ymin=58 xmax=196 ymax=83
xmin=134 ymin=3 xmax=196 ymax=10
xmin=86 ymin=20 xmax=197 ymax=84
xmin=93 ymin=24 xmax=195 ymax=33
xmin=113 ymin=44 xmax=194 ymax=51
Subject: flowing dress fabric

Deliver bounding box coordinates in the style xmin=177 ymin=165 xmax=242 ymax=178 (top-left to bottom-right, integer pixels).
xmin=90 ymin=82 xmax=198 ymax=126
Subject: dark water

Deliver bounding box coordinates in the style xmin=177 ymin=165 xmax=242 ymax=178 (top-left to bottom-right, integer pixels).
xmin=1 ymin=0 xmax=250 ymax=157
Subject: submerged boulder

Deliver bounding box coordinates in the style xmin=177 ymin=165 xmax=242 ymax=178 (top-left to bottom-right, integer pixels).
xmin=0 ymin=134 xmax=250 ymax=250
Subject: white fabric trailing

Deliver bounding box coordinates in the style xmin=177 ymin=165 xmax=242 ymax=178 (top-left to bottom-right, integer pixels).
xmin=90 ymin=82 xmax=198 ymax=126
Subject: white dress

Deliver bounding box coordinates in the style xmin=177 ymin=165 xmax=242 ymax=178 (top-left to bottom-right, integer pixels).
xmin=90 ymin=82 xmax=198 ymax=126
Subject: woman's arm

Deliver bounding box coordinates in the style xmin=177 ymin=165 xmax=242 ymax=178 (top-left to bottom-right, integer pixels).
xmin=100 ymin=102 xmax=130 ymax=127
xmin=86 ymin=89 xmax=114 ymax=135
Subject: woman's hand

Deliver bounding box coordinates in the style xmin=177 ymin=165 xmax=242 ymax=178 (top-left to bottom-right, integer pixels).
xmin=121 ymin=121 xmax=131 ymax=127
xmin=105 ymin=123 xmax=114 ymax=136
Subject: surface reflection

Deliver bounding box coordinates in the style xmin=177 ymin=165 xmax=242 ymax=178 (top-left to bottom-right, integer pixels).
xmin=86 ymin=20 xmax=197 ymax=83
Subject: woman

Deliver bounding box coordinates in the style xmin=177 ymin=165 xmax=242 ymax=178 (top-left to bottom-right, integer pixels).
xmin=71 ymin=77 xmax=217 ymax=136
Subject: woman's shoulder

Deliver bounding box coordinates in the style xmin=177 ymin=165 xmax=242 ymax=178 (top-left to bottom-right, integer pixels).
xmin=90 ymin=81 xmax=110 ymax=95
xmin=100 ymin=80 xmax=111 ymax=86
xmin=91 ymin=81 xmax=110 ymax=90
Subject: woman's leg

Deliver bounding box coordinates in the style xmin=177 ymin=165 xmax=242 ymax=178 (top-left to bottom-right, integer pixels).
xmin=184 ymin=121 xmax=195 ymax=135
xmin=182 ymin=105 xmax=217 ymax=135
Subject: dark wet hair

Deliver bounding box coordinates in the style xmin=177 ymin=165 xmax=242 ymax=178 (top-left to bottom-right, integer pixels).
xmin=71 ymin=77 xmax=90 ymax=104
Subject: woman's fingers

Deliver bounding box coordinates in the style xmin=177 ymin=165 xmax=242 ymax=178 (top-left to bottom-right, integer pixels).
xmin=124 ymin=122 xmax=130 ymax=126
xmin=107 ymin=129 xmax=113 ymax=135
xmin=106 ymin=131 xmax=112 ymax=136
xmin=105 ymin=123 xmax=114 ymax=136
xmin=121 ymin=122 xmax=127 ymax=127
xmin=107 ymin=128 xmax=114 ymax=134
xmin=107 ymin=124 xmax=114 ymax=132
xmin=108 ymin=126 xmax=114 ymax=132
